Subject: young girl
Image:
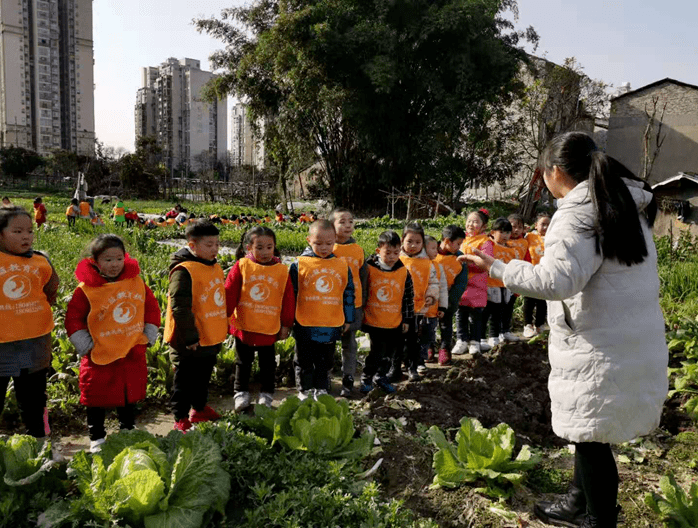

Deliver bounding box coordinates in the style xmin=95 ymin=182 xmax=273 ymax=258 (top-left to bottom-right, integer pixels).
xmin=454 ymin=209 xmax=493 ymax=355
xmin=225 ymin=226 xmax=295 ymax=411
xmin=522 ymin=212 xmax=551 ymax=338
xmin=66 ymin=235 xmax=160 ymax=452
xmin=482 ymin=218 xmax=516 ymax=347
xmin=424 ymin=235 xmax=448 ymax=365
xmin=499 ymin=213 xmax=529 ymax=342
xmin=66 ymin=198 xmax=79 ymax=227
xmin=0 ymin=206 xmax=59 ymax=438
xmin=33 ymin=197 xmax=47 ymax=228
xmin=391 ymin=223 xmax=440 ymax=382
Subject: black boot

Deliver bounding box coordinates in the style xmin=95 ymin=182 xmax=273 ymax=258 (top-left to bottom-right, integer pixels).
xmin=533 ymin=485 xmax=586 ymax=528
xmin=579 ymin=505 xmax=621 ymax=528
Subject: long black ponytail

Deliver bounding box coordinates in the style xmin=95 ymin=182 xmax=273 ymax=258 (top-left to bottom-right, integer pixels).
xmin=539 ymin=132 xmax=657 ymax=266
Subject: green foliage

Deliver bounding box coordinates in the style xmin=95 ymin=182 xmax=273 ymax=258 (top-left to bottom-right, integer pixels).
xmin=428 ymin=417 xmax=540 ymax=497
xmin=0 ymin=146 xmax=44 ymax=180
xmin=666 ymin=317 xmax=698 ymax=421
xmin=645 ymin=473 xmax=698 ymax=528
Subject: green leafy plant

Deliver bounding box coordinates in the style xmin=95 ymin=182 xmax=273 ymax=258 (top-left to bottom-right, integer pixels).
xmin=428 ymin=417 xmax=540 ymax=497
xmin=645 ymin=473 xmax=698 ymax=528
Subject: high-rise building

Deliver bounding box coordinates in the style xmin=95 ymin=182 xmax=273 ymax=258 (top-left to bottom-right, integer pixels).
xmin=0 ymin=0 xmax=95 ymax=155
xmin=134 ymin=57 xmax=227 ymax=171
xmin=230 ymin=102 xmax=264 ymax=169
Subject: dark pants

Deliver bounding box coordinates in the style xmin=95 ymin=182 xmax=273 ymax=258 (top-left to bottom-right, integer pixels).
xmin=0 ymin=368 xmax=47 ymax=438
xmin=439 ymin=310 xmax=455 ymax=350
xmin=523 ymin=297 xmax=547 ymax=327
xmin=294 ymin=337 xmax=335 ymax=391
xmin=483 ymin=301 xmax=505 ymax=338
xmin=67 ymin=215 xmax=76 ymax=227
xmin=574 ymin=442 xmax=618 ymax=522
xmin=86 ymin=404 xmax=136 ymax=441
xmin=363 ymin=327 xmax=402 ymax=384
xmin=418 ymin=316 xmax=438 ymax=362
xmin=170 ymin=354 xmax=217 ymax=421
xmin=501 ymin=294 xmax=518 ymax=333
xmin=234 ymin=338 xmax=276 ymax=394
xmin=455 ymin=306 xmax=484 ymax=342
xmin=390 ymin=318 xmax=420 ymax=374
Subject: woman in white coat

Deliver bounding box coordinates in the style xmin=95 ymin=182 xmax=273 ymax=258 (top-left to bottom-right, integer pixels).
xmin=467 ymin=132 xmax=668 ymax=528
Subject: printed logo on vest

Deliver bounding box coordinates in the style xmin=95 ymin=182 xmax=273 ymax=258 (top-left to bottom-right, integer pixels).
xmin=213 ymin=288 xmax=225 ymax=307
xmin=3 ymin=274 xmax=31 ymax=300
xmin=315 ymin=275 xmax=334 ymax=294
xmin=376 ymin=286 xmax=393 ymax=303
xmin=249 ymin=283 xmax=271 ymax=302
xmin=113 ymin=302 xmax=136 ymax=324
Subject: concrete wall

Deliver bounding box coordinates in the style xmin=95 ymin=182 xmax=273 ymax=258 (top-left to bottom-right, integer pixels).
xmin=607 ymin=82 xmax=698 ymax=185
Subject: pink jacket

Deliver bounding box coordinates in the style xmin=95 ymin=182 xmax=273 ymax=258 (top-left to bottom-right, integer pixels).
xmin=459 ymin=238 xmax=494 ymax=308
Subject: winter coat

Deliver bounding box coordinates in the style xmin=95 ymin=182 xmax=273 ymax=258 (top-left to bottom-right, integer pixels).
xmin=459 ymin=235 xmax=493 ymax=308
xmin=65 ymin=255 xmax=161 ymax=408
xmin=490 ymin=179 xmax=668 ymax=444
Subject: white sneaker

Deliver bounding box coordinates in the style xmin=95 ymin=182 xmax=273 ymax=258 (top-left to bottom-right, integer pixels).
xmin=416 ymin=364 xmax=428 ymax=373
xmin=90 ymin=438 xmax=106 ymax=454
xmin=234 ymin=391 xmax=250 ymax=412
xmin=479 ymin=339 xmax=492 ymax=352
xmin=499 ymin=332 xmax=519 ymax=342
xmin=523 ymin=324 xmax=537 ymax=338
xmin=298 ymin=390 xmax=311 ymax=401
xmin=487 ymin=336 xmax=500 ymax=347
xmin=468 ymin=341 xmax=481 ymax=354
xmin=451 ymin=339 xmax=468 ymax=355
xmin=314 ymin=389 xmax=328 ymax=401
xmin=257 ymin=392 xmax=273 ymax=408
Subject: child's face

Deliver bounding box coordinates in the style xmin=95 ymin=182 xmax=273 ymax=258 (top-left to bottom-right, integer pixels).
xmin=510 ymin=220 xmax=524 ymax=240
xmin=333 ymin=212 xmax=354 ymax=243
xmin=491 ymin=230 xmax=511 ymax=245
xmin=96 ymin=247 xmax=125 ymax=278
xmin=402 ymin=232 xmax=423 ymax=256
xmin=441 ymin=237 xmax=463 ymax=254
xmin=2 ymin=198 xmax=10 ymax=205
xmin=536 ymin=216 xmax=551 ymax=236
xmin=465 ymin=213 xmax=484 ymax=237
xmin=377 ymin=244 xmax=401 ymax=268
xmin=425 ymin=239 xmax=438 ymax=259
xmin=189 ymin=235 xmax=220 ymax=261
xmin=307 ymin=227 xmax=336 ymax=258
xmin=248 ymin=235 xmax=275 ymax=264
xmin=0 ymin=214 xmax=33 ymax=254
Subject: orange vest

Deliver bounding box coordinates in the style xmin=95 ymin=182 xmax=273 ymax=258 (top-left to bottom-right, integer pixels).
xmin=295 ymin=256 xmax=348 ymax=327
xmin=79 ymin=202 xmax=91 ymax=218
xmin=233 ymin=259 xmax=289 ymax=335
xmin=166 ymin=218 xmax=177 ymax=226
xmin=399 ymin=255 xmax=432 ymax=313
xmin=433 ymin=253 xmax=461 ymax=289
xmin=333 ymin=242 xmax=364 ymax=308
xmin=508 ymin=237 xmax=529 ymax=260
xmin=426 ymin=263 xmax=443 ymax=318
xmin=164 ymin=261 xmax=228 ymax=346
xmin=113 ymin=206 xmax=125 ymax=217
xmin=363 ymin=266 xmax=407 ymax=329
xmin=0 ymin=252 xmax=54 ymax=343
xmin=526 ymin=233 xmax=545 ymax=265
xmin=34 ymin=206 xmax=45 ymax=222
xmin=79 ymin=276 xmax=148 ymax=365
xmin=66 ymin=205 xmax=77 ymax=217
xmin=488 ymin=242 xmax=517 ymax=288
xmin=460 ymin=233 xmax=490 ymax=254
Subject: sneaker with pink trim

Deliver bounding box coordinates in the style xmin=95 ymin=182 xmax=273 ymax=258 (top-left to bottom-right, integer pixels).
xmin=189 ymin=405 xmax=221 ymax=423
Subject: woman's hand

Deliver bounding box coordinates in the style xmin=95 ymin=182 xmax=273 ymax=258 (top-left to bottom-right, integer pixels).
xmin=463 ymin=249 xmax=496 ymax=272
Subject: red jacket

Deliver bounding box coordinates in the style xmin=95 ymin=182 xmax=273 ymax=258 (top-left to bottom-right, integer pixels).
xmin=225 ymin=254 xmax=295 ymax=347
xmin=66 ymin=255 xmax=161 ymax=407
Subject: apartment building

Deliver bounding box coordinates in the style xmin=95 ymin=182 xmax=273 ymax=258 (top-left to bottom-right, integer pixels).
xmin=230 ymin=102 xmax=264 ymax=169
xmin=0 ymin=0 xmax=95 ymax=155
xmin=134 ymin=57 xmax=227 ymax=172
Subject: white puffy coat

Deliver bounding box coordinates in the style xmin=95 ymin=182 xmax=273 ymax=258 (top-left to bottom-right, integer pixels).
xmin=490 ymin=179 xmax=668 ymax=443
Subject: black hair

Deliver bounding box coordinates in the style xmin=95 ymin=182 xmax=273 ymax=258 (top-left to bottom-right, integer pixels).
xmin=1 ymin=196 xmax=10 ymax=202
xmin=539 ymin=132 xmax=656 ymax=266
xmin=424 ymin=234 xmax=438 ymax=245
xmin=236 ymin=226 xmax=277 ymax=259
xmin=377 ymin=230 xmax=401 ymax=248
xmin=88 ymin=234 xmax=125 ymax=260
xmin=467 ymin=209 xmax=489 ymax=225
xmin=328 ymin=207 xmax=353 ymax=224
xmin=70 ymin=198 xmax=79 ymax=205
xmin=535 ymin=211 xmax=552 ymax=222
xmin=33 ymin=196 xmax=42 ymax=204
xmin=490 ymin=217 xmax=512 ymax=233
xmin=442 ymin=224 xmax=465 ymax=241
xmin=402 ymin=222 xmax=425 ymax=244
xmin=185 ymin=220 xmax=219 ymax=240
xmin=309 ymin=219 xmax=335 ymax=235
xmin=0 ymin=206 xmax=31 ymax=233
xmin=507 ymin=213 xmax=524 ymax=226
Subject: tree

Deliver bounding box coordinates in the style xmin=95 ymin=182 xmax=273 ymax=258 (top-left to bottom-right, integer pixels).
xmin=195 ymin=0 xmax=537 ymax=209
xmin=117 ymin=136 xmax=165 ymax=198
xmin=641 ymin=94 xmax=667 ymax=182
xmin=0 ymin=146 xmax=44 ymax=181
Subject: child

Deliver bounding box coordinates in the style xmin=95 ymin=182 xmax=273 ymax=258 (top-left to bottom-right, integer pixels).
xmin=432 ymin=225 xmax=468 ymax=364
xmin=499 ymin=213 xmax=529 ymax=342
xmin=330 ymin=208 xmax=367 ymax=396
xmin=125 ymin=209 xmax=140 ymax=228
xmin=91 ymin=215 xmax=105 ymax=228
xmin=225 ymin=226 xmax=295 ymax=411
xmin=289 ymin=220 xmax=354 ymax=400
xmin=454 ymin=209 xmax=494 ymax=355
xmin=164 ymin=220 xmax=228 ymax=431
xmin=482 ymin=218 xmax=517 ymax=347
xmin=33 ymin=197 xmax=47 ymax=228
xmin=66 ymin=198 xmax=79 ymax=227
xmin=66 ymin=235 xmax=160 ymax=452
xmin=0 ymin=206 xmax=59 ymax=438
xmin=391 ymin=222 xmax=440 ymax=382
xmin=112 ymin=201 xmax=127 ymax=227
xmin=423 ymin=235 xmax=448 ymax=366
xmin=522 ymin=212 xmax=552 ymax=338
xmin=79 ymin=199 xmax=93 ymax=220
xmin=360 ymin=230 xmax=413 ymax=393
xmin=2 ymin=196 xmax=12 ymax=206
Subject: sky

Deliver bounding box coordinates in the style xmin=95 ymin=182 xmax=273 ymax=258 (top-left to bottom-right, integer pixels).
xmin=94 ymin=0 xmax=698 ymax=152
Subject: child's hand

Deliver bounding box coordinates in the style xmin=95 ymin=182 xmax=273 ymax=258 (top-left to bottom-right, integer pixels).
xmin=186 ymin=342 xmax=199 ymax=351
xmin=278 ymin=326 xmax=291 ymax=340
xmin=402 ymin=323 xmax=409 ymax=333
xmin=464 ymin=249 xmax=496 ymax=272
xmin=457 ymin=254 xmax=468 ymax=263
xmin=437 ymin=310 xmax=445 ymax=319
xmin=423 ymin=295 xmax=436 ymax=307
xmin=343 ymin=323 xmax=350 ymax=334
